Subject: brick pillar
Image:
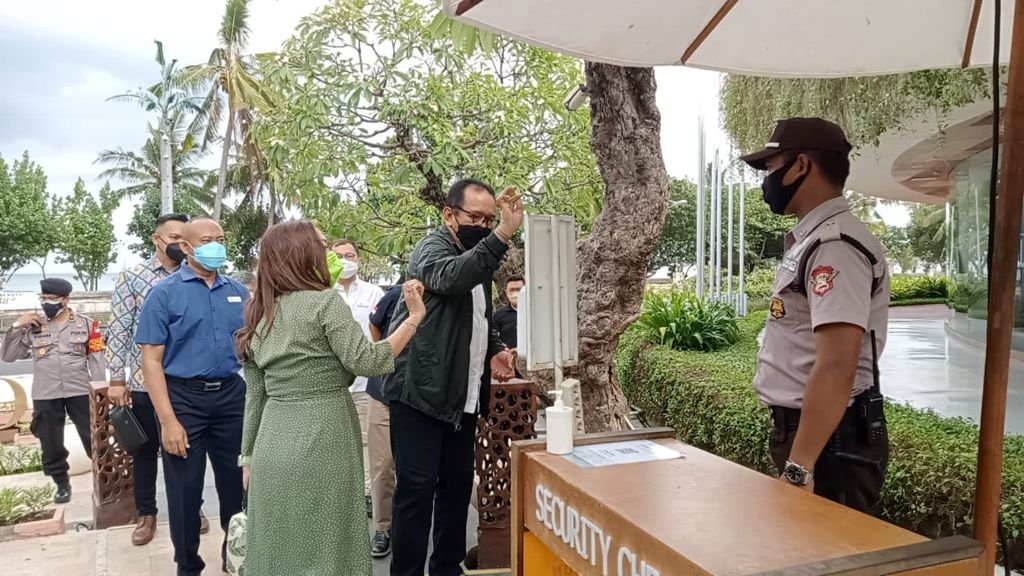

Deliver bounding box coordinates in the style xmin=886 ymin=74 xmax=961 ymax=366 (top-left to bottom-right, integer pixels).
xmin=90 ymin=381 xmax=136 ymax=528
xmin=475 ymin=379 xmax=538 ymax=569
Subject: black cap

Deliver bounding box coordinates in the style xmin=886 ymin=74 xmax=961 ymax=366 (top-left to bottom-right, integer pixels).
xmin=739 ymin=117 xmax=853 ymax=171
xmin=40 ymin=278 xmax=73 ymax=297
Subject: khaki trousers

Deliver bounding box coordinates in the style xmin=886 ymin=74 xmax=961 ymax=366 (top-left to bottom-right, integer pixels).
xmin=367 ymin=397 xmax=395 ymax=532
xmin=350 ymin=390 xmax=371 ymax=494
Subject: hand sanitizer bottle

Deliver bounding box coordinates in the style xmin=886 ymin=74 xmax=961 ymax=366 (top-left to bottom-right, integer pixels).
xmin=546 ymin=389 xmax=574 ymax=455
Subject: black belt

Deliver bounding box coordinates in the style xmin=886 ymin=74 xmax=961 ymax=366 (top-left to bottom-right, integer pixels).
xmin=770 ymin=393 xmax=865 ymax=431
xmin=166 ymin=374 xmax=237 ymax=392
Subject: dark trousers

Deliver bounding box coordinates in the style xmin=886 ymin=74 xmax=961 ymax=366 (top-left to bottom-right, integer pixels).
xmin=161 ymin=374 xmax=245 ymax=576
xmin=769 ymin=404 xmax=889 ymax=515
xmin=130 ymin=391 xmax=161 ymax=517
xmin=31 ymin=395 xmax=92 ymax=487
xmin=390 ymin=401 xmax=477 ymax=576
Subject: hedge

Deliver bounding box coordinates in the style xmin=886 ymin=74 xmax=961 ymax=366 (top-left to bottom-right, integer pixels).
xmin=889 ymin=298 xmax=949 ymax=307
xmin=617 ymin=312 xmax=1024 ymax=565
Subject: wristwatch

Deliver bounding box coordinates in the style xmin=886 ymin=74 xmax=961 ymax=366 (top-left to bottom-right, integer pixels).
xmin=783 ymin=460 xmax=813 ymax=486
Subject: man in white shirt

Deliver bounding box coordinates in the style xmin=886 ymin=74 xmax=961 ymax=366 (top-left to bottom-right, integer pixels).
xmin=332 ymin=239 xmax=384 ymax=514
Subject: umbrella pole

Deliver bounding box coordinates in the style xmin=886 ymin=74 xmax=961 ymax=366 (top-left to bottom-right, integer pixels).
xmin=974 ymin=0 xmax=1024 ymax=570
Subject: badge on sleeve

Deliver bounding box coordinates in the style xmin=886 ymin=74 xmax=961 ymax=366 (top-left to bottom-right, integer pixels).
xmin=770 ymin=296 xmax=786 ymax=319
xmin=87 ymin=320 xmax=105 ymax=353
xmin=810 ymin=265 xmax=839 ymax=296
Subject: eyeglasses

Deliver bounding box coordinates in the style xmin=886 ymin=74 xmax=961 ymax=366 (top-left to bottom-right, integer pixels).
xmin=451 ymin=206 xmax=495 ymax=228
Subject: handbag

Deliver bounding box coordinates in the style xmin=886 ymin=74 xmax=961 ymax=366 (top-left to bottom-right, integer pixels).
xmin=109 ymin=405 xmax=148 ymax=454
xmin=225 ymin=491 xmax=248 ymax=575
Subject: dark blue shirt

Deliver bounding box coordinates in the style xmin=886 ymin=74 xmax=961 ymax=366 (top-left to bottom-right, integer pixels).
xmin=135 ymin=264 xmax=249 ymax=380
xmin=366 ymin=284 xmax=403 ymax=402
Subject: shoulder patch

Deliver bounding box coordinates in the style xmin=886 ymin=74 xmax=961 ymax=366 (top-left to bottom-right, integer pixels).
xmin=770 ymin=296 xmax=786 ymax=319
xmin=810 ymin=265 xmax=839 ymax=297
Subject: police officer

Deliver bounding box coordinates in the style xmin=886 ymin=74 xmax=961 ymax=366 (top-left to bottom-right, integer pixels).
xmin=740 ymin=118 xmax=891 ymax=514
xmin=1 ymin=278 xmax=106 ymax=503
xmin=136 ymin=217 xmax=248 ymax=576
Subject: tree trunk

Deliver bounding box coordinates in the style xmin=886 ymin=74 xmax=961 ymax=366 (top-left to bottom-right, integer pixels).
xmin=267 ymin=179 xmax=278 ymax=231
xmin=159 ymin=115 xmax=174 ymax=214
xmin=213 ymin=107 xmax=235 ymax=223
xmin=576 ymin=63 xmax=670 ymax=433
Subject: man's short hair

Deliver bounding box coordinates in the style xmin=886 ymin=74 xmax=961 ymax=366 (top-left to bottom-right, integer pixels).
xmin=155 ymin=213 xmax=189 ymax=229
xmin=330 ymin=239 xmax=359 ymax=254
xmin=446 ymin=178 xmax=495 ymax=208
xmin=787 ymin=150 xmax=850 ymax=188
xmin=505 ymin=275 xmax=525 ymax=289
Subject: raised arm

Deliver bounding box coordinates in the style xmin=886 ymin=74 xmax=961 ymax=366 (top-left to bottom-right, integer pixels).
xmin=414 ymin=233 xmax=508 ymax=296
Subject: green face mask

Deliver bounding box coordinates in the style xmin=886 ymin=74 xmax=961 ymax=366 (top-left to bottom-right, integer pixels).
xmin=325 ymin=250 xmax=345 ymax=286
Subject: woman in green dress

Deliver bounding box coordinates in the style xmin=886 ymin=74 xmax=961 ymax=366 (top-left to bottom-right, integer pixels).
xmin=236 ymin=220 xmax=425 ymax=576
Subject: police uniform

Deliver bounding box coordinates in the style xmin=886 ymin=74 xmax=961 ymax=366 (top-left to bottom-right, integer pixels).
xmin=1 ymin=278 xmax=105 ymax=492
xmin=742 ymin=118 xmax=891 ymax=514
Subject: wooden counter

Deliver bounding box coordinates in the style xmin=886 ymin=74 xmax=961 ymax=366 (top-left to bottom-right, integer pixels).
xmin=511 ymin=428 xmax=983 ymax=576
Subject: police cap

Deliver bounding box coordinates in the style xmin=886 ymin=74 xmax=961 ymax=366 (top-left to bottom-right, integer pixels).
xmin=39 ymin=278 xmax=73 ymax=297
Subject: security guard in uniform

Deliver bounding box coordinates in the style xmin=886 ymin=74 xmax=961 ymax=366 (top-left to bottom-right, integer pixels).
xmin=740 ymin=118 xmax=891 ymax=514
xmin=1 ymin=278 xmax=106 ymax=503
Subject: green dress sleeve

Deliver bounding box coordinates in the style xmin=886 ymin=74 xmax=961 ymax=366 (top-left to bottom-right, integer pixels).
xmin=240 ymin=358 xmax=267 ymax=465
xmin=320 ymin=291 xmax=395 ymax=377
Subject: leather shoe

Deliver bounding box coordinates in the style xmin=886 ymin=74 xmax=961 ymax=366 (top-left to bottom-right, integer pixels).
xmin=132 ymin=515 xmax=157 ymax=546
xmin=200 ymin=510 xmax=210 ymax=535
xmin=54 ymin=484 xmax=71 ymax=504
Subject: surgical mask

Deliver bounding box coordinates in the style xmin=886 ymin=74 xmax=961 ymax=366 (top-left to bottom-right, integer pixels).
xmin=325 ymin=250 xmax=345 ymax=285
xmin=340 ymin=259 xmax=359 ymax=280
xmin=164 ymin=241 xmax=187 ymax=264
xmin=191 ymin=241 xmax=227 ymax=271
xmin=455 ymin=225 xmax=491 ymax=250
xmin=41 ymin=301 xmax=65 ymax=320
xmin=761 ymin=156 xmax=809 ymax=216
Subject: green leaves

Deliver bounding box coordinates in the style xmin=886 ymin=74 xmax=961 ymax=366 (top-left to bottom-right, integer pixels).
xmin=0 ymin=486 xmax=53 ymax=527
xmin=253 ymin=0 xmax=600 ymax=264
xmin=637 ymin=290 xmax=741 ymax=352
xmin=0 ymin=152 xmax=52 ymax=282
xmin=53 ymin=178 xmax=118 ymax=291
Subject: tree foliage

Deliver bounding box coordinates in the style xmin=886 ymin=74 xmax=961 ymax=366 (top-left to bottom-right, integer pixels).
xmin=720 ymin=69 xmax=992 ymax=154
xmin=0 ymin=152 xmax=52 ymax=282
xmin=254 ymin=0 xmax=600 ymax=262
xmin=54 ymin=179 xmax=119 ymax=291
xmin=907 ymin=203 xmax=946 ymax=269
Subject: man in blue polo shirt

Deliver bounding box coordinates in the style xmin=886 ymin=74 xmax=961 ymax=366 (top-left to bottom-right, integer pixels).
xmin=136 ymin=217 xmax=248 ymax=576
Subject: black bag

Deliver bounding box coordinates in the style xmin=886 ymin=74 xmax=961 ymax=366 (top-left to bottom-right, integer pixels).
xmin=109 ymin=405 xmax=148 ymax=454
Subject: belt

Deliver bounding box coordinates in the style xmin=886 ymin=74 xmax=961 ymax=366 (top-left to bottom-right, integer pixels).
xmin=166 ymin=374 xmax=236 ymax=392
xmin=770 ymin=396 xmax=863 ymax=431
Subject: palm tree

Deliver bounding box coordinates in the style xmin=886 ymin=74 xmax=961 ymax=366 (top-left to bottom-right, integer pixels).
xmin=179 ymin=0 xmax=274 ymax=222
xmin=94 ymin=112 xmax=215 ymax=212
xmin=108 ymin=40 xmax=203 ymax=213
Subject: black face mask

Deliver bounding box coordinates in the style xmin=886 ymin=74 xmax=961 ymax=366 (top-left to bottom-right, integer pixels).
xmin=164 ymin=242 xmax=187 ymax=264
xmin=42 ymin=301 xmax=65 ymax=320
xmin=761 ymin=156 xmax=810 ymax=216
xmin=455 ymin=225 xmax=491 ymax=250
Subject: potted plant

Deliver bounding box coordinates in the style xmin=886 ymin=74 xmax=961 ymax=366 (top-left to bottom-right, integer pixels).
xmin=0 ymin=486 xmax=64 ymax=540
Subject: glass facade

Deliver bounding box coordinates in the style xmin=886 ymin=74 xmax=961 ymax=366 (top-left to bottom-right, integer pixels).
xmin=947 ymin=148 xmax=1024 ymax=350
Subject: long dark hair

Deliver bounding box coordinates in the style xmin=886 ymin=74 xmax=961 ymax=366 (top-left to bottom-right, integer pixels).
xmin=236 ymin=220 xmax=330 ymax=361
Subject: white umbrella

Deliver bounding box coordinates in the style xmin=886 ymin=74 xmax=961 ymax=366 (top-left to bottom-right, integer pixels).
xmin=443 ymin=0 xmax=1024 ymax=571
xmin=443 ymin=0 xmax=1013 ymax=75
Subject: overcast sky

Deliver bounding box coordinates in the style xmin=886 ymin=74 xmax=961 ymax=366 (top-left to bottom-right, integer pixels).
xmin=1 ymin=0 xmax=898 ymax=276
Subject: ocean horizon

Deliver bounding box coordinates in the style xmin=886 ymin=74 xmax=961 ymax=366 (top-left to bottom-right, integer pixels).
xmin=2 ymin=271 xmax=120 ymax=293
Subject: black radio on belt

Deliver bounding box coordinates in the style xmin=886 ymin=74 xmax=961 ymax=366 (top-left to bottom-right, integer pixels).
xmin=857 ymin=330 xmax=886 ymax=445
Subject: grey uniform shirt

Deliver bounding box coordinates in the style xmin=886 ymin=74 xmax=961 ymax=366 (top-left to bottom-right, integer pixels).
xmin=1 ymin=310 xmax=107 ymax=400
xmin=753 ymin=196 xmax=890 ymax=409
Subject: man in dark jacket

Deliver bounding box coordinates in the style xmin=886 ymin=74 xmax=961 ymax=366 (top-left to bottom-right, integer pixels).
xmin=383 ymin=178 xmax=521 ymax=576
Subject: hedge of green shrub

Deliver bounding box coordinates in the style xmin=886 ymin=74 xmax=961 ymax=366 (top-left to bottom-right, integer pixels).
xmin=889 ymin=298 xmax=949 ymax=307
xmin=617 ymin=312 xmax=1024 ymax=565
xmin=890 ymin=275 xmax=950 ymax=302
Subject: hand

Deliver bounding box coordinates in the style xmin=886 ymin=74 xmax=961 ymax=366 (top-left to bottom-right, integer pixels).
xmin=403 ymin=280 xmax=426 ymax=321
xmin=160 ymin=418 xmax=190 ymax=458
xmin=495 ymin=186 xmax=524 ymax=240
xmin=490 ymin=351 xmax=516 ymax=382
xmin=242 ymin=465 xmax=251 ymax=490
xmin=15 ymin=313 xmax=41 ymax=329
xmin=779 ymin=474 xmax=815 ymax=493
xmin=107 ymin=383 xmax=131 ymax=407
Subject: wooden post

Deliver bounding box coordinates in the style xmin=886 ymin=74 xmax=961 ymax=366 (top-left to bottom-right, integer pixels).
xmin=974 ymin=0 xmax=1024 ymax=570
